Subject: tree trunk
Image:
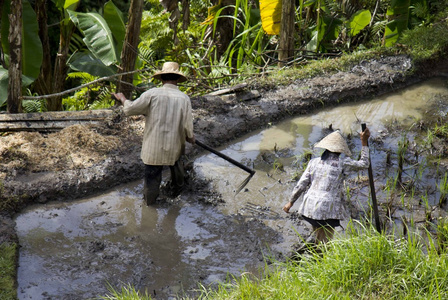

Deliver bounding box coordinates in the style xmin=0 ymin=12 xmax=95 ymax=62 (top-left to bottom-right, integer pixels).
xmin=48 ymin=18 xmax=75 ymax=111
xmin=7 ymin=0 xmax=22 ymax=113
xmin=278 ymin=0 xmax=295 ymax=67
xmin=117 ymin=0 xmax=143 ymax=99
xmin=213 ymin=0 xmax=234 ymax=57
xmin=34 ymin=0 xmax=53 ymax=97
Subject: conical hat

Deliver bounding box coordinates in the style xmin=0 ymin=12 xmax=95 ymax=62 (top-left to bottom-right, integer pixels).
xmin=152 ymin=62 xmax=187 ymax=83
xmin=314 ymin=130 xmax=351 ymax=156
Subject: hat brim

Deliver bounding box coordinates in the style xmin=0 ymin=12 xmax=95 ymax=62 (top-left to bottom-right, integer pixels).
xmin=152 ymin=72 xmax=187 ymax=83
xmin=314 ymin=131 xmax=352 ymax=156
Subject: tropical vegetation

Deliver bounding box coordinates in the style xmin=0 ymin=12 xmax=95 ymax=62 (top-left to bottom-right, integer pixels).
xmin=1 ymin=0 xmax=448 ymax=299
xmin=0 ymin=0 xmax=447 ymax=113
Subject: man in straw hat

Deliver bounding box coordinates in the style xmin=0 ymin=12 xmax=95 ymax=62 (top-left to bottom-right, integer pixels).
xmin=113 ymin=62 xmax=195 ymax=205
xmin=283 ymin=127 xmax=370 ymax=244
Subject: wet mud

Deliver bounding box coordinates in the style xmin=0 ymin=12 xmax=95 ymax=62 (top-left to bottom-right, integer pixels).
xmin=2 ymin=54 xmax=448 ymax=298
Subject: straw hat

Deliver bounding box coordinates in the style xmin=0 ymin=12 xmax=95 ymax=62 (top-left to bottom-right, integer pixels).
xmin=152 ymin=62 xmax=187 ymax=83
xmin=314 ymin=130 xmax=352 ymax=156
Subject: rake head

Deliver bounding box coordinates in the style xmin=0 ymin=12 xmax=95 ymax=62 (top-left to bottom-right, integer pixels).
xmin=234 ymin=171 xmax=255 ymax=196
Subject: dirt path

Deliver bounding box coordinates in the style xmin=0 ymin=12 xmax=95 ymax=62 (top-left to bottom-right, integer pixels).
xmin=1 ymin=54 xmax=448 ymax=247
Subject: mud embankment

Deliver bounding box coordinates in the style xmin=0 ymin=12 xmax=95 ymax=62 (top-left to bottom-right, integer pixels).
xmin=1 ymin=55 xmax=448 ymax=245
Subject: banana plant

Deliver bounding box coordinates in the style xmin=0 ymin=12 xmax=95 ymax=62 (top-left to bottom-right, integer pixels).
xmin=201 ymin=0 xmax=268 ymax=71
xmin=383 ymin=0 xmax=411 ymax=47
xmin=67 ymin=0 xmax=126 ymax=77
xmin=0 ymin=0 xmax=43 ymax=106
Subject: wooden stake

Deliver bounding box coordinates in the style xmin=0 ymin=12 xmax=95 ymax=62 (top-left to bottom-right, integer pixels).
xmin=362 ymin=123 xmax=381 ymax=232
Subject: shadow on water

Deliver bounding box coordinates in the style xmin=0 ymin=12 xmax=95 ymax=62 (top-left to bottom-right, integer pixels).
xmin=15 ymin=77 xmax=448 ymax=299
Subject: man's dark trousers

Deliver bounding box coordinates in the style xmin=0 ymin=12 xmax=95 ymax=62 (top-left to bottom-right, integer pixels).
xmin=143 ymin=159 xmax=185 ymax=205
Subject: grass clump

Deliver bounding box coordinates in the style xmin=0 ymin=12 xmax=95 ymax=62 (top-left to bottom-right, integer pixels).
xmin=400 ymin=19 xmax=448 ymax=63
xmin=189 ymin=223 xmax=448 ymax=300
xmin=0 ymin=243 xmax=18 ymax=300
xmin=99 ymin=283 xmax=152 ymax=300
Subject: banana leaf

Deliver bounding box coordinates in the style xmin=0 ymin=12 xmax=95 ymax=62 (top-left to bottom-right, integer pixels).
xmin=51 ymin=0 xmax=79 ymax=11
xmin=0 ymin=1 xmax=42 ymax=79
xmin=103 ymin=0 xmax=126 ymax=56
xmin=259 ymin=0 xmax=282 ymax=35
xmin=0 ymin=67 xmax=34 ymax=107
xmin=67 ymin=10 xmax=119 ymax=66
xmin=349 ymin=9 xmax=371 ymax=37
xmin=384 ymin=0 xmax=411 ymax=47
xmin=22 ymin=0 xmax=43 ymax=79
xmin=67 ymin=52 xmax=116 ymax=77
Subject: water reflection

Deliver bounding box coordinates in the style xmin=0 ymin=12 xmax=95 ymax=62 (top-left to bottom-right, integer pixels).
xmin=15 ymin=77 xmax=448 ymax=299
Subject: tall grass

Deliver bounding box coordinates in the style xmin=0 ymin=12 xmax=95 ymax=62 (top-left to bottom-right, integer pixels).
xmin=99 ymin=283 xmax=152 ymax=300
xmin=188 ymin=222 xmax=448 ymax=300
xmin=99 ymin=220 xmax=448 ymax=299
xmin=0 ymin=243 xmax=18 ymax=300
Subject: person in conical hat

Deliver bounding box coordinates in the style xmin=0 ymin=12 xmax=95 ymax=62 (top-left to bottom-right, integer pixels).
xmin=314 ymin=130 xmax=352 ymax=156
xmin=283 ymin=128 xmax=371 ymax=245
xmin=113 ymin=62 xmax=194 ymax=205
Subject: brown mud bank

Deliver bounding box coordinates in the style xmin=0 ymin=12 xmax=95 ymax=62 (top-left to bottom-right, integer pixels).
xmin=1 ymin=55 xmax=448 ymax=245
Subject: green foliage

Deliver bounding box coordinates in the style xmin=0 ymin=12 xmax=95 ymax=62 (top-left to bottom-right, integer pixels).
xmin=436 ymin=217 xmax=448 ymax=252
xmin=253 ymin=48 xmax=391 ymax=89
xmin=99 ymin=283 xmax=152 ymax=300
xmin=22 ymin=100 xmax=45 ymax=113
xmin=384 ymin=0 xmax=411 ymax=47
xmin=0 ymin=0 xmax=43 ymax=105
xmin=399 ymin=12 xmax=448 ymax=61
xmin=0 ymin=243 xmax=18 ymax=300
xmin=190 ymin=224 xmax=448 ymax=299
xmin=63 ymin=72 xmax=114 ymax=110
xmin=68 ymin=9 xmax=120 ymax=66
xmin=437 ymin=172 xmax=448 ymax=206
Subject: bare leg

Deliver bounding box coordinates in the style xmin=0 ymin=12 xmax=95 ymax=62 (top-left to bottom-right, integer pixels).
xmin=314 ymin=226 xmax=335 ymax=244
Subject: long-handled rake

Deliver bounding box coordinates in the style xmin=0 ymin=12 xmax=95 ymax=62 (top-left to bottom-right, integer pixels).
xmin=195 ymin=140 xmax=256 ymax=195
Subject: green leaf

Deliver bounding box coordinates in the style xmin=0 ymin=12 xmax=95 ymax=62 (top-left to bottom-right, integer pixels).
xmin=22 ymin=0 xmax=43 ymax=79
xmin=103 ymin=1 xmax=126 ymax=56
xmin=51 ymin=0 xmax=79 ymax=11
xmin=0 ymin=1 xmax=10 ymax=63
xmin=68 ymin=52 xmax=116 ymax=77
xmin=0 ymin=68 xmax=35 ymax=107
xmin=349 ymin=9 xmax=371 ymax=37
xmin=67 ymin=10 xmax=118 ymax=66
xmin=0 ymin=68 xmax=8 ymax=106
xmin=0 ymin=2 xmax=41 ymax=83
xmin=384 ymin=0 xmax=411 ymax=47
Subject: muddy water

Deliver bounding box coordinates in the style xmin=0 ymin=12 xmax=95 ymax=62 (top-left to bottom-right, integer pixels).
xmin=15 ymin=77 xmax=448 ymax=299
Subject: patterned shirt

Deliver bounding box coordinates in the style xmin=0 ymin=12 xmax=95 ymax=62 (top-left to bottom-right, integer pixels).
xmin=123 ymin=84 xmax=194 ymax=166
xmin=290 ymin=146 xmax=370 ymax=220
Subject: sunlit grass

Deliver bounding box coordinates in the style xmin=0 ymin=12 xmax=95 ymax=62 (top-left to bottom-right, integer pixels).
xmin=0 ymin=243 xmax=18 ymax=300
xmin=184 ymin=222 xmax=448 ymax=300
xmin=252 ymin=48 xmax=389 ymax=89
xmin=99 ymin=283 xmax=152 ymax=300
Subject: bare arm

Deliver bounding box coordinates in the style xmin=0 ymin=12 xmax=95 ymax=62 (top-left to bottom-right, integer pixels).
xmin=112 ymin=93 xmax=128 ymax=105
